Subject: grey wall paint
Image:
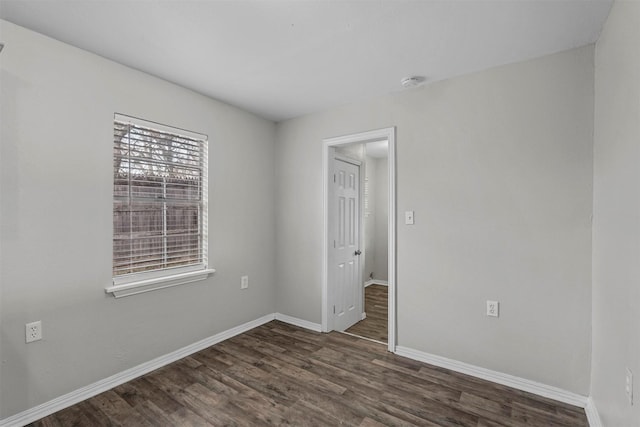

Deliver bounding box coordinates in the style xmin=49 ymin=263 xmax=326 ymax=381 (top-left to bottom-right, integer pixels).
xmin=592 ymin=1 xmax=640 ymax=425
xmin=0 ymin=21 xmax=277 ymax=418
xmin=275 ymin=45 xmax=594 ymax=394
xmin=335 ymin=143 xmax=364 ymax=161
xmin=363 ymin=154 xmax=388 ymax=282
xmin=373 ymin=158 xmax=388 ymax=281
xmin=363 ymin=155 xmax=377 ymax=282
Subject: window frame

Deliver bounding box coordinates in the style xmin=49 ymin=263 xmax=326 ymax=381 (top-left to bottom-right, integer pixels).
xmin=106 ymin=114 xmax=214 ymax=298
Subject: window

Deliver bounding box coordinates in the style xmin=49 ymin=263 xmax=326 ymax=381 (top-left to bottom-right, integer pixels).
xmin=106 ymin=114 xmax=213 ymax=297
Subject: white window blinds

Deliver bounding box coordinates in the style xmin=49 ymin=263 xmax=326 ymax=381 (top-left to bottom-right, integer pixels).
xmin=113 ymin=114 xmax=208 ymax=278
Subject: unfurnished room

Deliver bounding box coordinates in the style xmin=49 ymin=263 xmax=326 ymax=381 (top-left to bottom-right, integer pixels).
xmin=0 ymin=1 xmax=638 ymax=426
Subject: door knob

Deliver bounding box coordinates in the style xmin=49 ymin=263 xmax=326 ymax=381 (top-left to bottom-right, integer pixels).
xmin=354 ymin=250 xmax=362 ymax=256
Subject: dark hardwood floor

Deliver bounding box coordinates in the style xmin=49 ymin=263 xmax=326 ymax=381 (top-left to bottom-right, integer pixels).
xmin=31 ymin=320 xmax=588 ymax=426
xmin=345 ymin=284 xmax=388 ymax=343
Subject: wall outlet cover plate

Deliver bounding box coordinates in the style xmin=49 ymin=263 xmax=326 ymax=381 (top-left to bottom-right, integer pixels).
xmin=486 ymin=301 xmax=499 ymax=317
xmin=26 ymin=321 xmax=43 ymax=343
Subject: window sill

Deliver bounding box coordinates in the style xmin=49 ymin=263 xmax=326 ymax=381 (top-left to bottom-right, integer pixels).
xmin=105 ymin=268 xmax=215 ymax=298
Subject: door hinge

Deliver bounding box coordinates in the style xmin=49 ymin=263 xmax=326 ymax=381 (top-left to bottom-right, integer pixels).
xmin=333 ymin=305 xmax=336 ymax=314
xmin=334 ymin=174 xmax=336 ymax=183
xmin=333 ymin=240 xmax=336 ymax=248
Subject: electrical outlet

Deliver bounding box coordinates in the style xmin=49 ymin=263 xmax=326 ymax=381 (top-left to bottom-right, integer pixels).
xmin=241 ymin=275 xmax=249 ymax=290
xmin=26 ymin=321 xmax=42 ymax=343
xmin=626 ymin=368 xmax=634 ymax=406
xmin=486 ymin=301 xmax=499 ymax=317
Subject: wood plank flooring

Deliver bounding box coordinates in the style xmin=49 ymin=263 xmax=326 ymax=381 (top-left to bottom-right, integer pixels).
xmin=345 ymin=284 xmax=388 ymax=343
xmin=30 ymin=320 xmax=588 ymax=426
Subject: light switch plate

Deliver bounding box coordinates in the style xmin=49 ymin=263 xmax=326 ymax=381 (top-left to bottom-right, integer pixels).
xmin=405 ymin=211 xmax=414 ymax=225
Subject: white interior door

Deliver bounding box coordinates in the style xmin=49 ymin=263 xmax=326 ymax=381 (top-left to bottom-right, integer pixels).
xmin=330 ymin=157 xmax=361 ymax=331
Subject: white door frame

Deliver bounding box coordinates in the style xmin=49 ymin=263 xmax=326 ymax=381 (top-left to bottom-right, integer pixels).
xmin=322 ymin=127 xmax=396 ymax=353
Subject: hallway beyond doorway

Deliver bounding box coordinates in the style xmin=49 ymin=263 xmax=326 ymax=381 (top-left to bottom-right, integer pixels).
xmin=345 ymin=284 xmax=388 ymax=343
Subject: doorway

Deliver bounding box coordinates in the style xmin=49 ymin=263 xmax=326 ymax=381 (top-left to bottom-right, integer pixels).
xmin=345 ymin=140 xmax=389 ymax=343
xmin=322 ymin=127 xmax=396 ymax=353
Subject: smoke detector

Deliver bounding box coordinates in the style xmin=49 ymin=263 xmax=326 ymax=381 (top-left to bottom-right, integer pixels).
xmin=401 ymin=76 xmax=426 ymax=88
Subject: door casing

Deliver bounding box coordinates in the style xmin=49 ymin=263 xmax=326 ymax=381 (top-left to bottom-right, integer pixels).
xmin=322 ymin=127 xmax=396 ymax=353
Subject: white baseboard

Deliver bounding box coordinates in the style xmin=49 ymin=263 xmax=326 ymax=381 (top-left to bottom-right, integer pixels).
xmin=361 ymin=312 xmax=367 ymax=320
xmin=3 ymin=315 xmax=594 ymax=427
xmin=584 ymin=396 xmax=603 ymax=427
xmin=274 ymin=313 xmax=322 ymax=332
xmin=364 ymin=279 xmax=388 ymax=287
xmin=395 ymin=346 xmax=588 ymax=409
xmin=0 ymin=314 xmax=276 ymax=427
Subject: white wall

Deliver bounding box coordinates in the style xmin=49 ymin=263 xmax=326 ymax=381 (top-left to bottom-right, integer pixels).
xmin=0 ymin=21 xmax=277 ymax=418
xmin=275 ymin=45 xmax=594 ymax=394
xmin=373 ymin=157 xmax=388 ymax=281
xmin=592 ymin=1 xmax=640 ymax=425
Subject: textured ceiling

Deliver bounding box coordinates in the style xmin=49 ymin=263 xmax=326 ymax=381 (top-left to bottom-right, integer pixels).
xmin=0 ymin=0 xmax=612 ymax=122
